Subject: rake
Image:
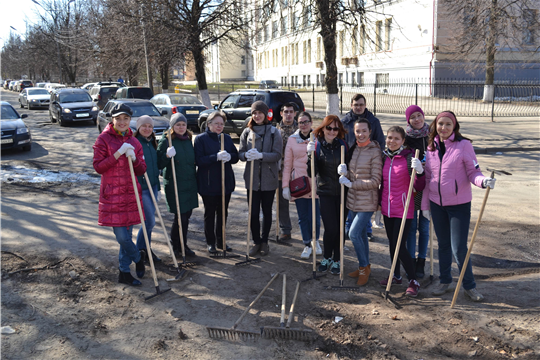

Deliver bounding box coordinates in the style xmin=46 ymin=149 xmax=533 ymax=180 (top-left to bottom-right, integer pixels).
xmin=207 ymin=273 xmax=279 ymax=340
xmin=325 ymin=145 xmax=358 ymax=291
xmin=210 ymin=133 xmax=241 ymax=259
xmin=261 ymin=278 xmax=315 ymax=341
xmin=236 ymin=133 xmax=261 ymax=266
xmin=423 ymin=220 xmax=435 ymax=288
xmin=271 ymin=188 xmax=293 ymax=247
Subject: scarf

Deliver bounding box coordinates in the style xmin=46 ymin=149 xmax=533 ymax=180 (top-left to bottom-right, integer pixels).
xmin=383 ymin=145 xmax=404 ymax=158
xmin=356 ymin=139 xmax=371 ymax=147
xmin=113 ymin=126 xmax=128 ymax=137
xmin=299 ymin=130 xmax=311 ymax=140
xmin=405 ymin=123 xmax=430 ymax=138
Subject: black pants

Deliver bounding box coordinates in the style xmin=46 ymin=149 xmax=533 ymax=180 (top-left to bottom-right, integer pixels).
xmin=247 ymin=190 xmax=275 ymax=245
xmin=383 ymin=216 xmax=416 ymax=280
xmin=170 ymin=210 xmax=192 ymax=254
xmin=319 ymin=195 xmax=348 ymax=262
xmin=202 ymin=194 xmax=231 ymax=247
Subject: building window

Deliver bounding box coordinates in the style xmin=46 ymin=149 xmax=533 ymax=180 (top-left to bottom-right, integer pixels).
xmin=376 ymin=21 xmax=383 ymax=52
xmin=303 ymin=7 xmax=312 ymax=28
xmin=295 ymin=43 xmax=299 ymax=65
xmin=307 ymin=75 xmax=311 ymax=86
xmin=303 ymin=41 xmax=307 ymax=63
xmin=360 ymin=25 xmax=365 ymax=54
xmin=385 ymin=18 xmax=392 ymax=51
xmin=339 ymin=30 xmax=344 ymax=58
xmin=352 ymin=26 xmax=358 ymax=55
xmin=281 ymin=16 xmax=288 ymax=35
xmin=264 ymin=24 xmax=270 ymax=41
xmin=316 ymin=37 xmax=322 ymax=61
xmin=241 ymin=56 xmax=245 ymax=65
xmin=376 ymin=73 xmax=389 ymax=87
xmin=242 ymin=70 xmax=246 ymax=76
xmin=303 ymin=75 xmax=306 ymax=87
xmin=338 ymin=73 xmax=343 ymax=86
xmin=292 ymin=12 xmax=298 ymax=32
xmin=357 ymin=72 xmax=364 ymax=86
xmin=321 ymin=74 xmax=325 ymax=86
xmin=272 ymin=21 xmax=278 ymax=39
xmin=523 ymin=9 xmax=537 ymax=44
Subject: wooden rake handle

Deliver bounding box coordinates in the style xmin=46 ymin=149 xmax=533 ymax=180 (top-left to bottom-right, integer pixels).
xmin=340 ymin=145 xmax=345 ymax=281
xmin=310 ymin=133 xmax=317 ymax=272
xmin=246 ymin=132 xmax=256 ymax=257
xmin=232 ymin=272 xmax=279 ymax=329
xmin=221 ymin=133 xmax=226 ymax=251
xmin=167 ymin=132 xmax=186 ymax=258
xmin=286 ymin=281 xmax=300 ymax=328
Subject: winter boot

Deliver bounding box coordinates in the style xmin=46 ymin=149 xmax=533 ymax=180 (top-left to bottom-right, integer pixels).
xmin=136 ymin=250 xmax=146 ymax=279
xmin=415 ymin=258 xmax=426 ymax=279
xmin=356 ymin=266 xmax=370 ymax=286
xmin=348 ymin=267 xmax=361 ymax=278
xmin=119 ymin=271 xmax=142 ymax=286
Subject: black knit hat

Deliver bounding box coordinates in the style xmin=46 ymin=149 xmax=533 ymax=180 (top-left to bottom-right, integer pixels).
xmin=251 ymin=100 xmax=269 ymax=115
xmin=110 ymin=103 xmax=133 ymax=118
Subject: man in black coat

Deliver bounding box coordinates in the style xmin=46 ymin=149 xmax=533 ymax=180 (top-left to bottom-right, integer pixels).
xmin=340 ymin=94 xmax=385 ymax=151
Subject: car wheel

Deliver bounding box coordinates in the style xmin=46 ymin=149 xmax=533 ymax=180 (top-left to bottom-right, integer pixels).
xmin=199 ymin=120 xmax=207 ymax=133
xmin=19 ymin=101 xmax=24 ymax=108
xmin=22 ymin=144 xmax=31 ymax=152
xmin=49 ymin=110 xmax=56 ymax=123
xmin=28 ymin=104 xmax=33 ymax=110
xmin=58 ymin=115 xmax=65 ymax=127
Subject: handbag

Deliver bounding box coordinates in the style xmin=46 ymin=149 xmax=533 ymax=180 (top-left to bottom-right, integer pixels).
xmin=289 ymin=169 xmax=311 ymax=198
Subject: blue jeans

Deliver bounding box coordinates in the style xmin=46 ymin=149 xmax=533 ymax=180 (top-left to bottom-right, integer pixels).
xmin=346 ymin=211 xmax=372 ymax=235
xmin=406 ymin=210 xmax=430 ymax=259
xmin=349 ymin=211 xmax=374 ymax=267
xmin=294 ymin=198 xmax=321 ymax=246
xmin=113 ymin=225 xmax=141 ymax=273
xmin=136 ymin=185 xmax=158 ymax=251
xmin=430 ymin=201 xmax=476 ymax=290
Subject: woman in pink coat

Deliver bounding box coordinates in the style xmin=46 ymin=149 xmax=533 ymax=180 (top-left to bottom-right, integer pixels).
xmin=422 ymin=111 xmax=495 ymax=302
xmin=379 ymin=126 xmax=425 ymax=297
xmin=282 ymin=112 xmax=321 ymax=259
xmin=93 ymin=103 xmax=147 ymax=286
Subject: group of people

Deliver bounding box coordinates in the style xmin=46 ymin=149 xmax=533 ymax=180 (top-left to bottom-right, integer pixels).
xmin=93 ymin=95 xmax=495 ymax=303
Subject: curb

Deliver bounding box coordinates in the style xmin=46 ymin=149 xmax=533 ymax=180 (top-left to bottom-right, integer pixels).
xmin=473 ymin=147 xmax=540 ymax=154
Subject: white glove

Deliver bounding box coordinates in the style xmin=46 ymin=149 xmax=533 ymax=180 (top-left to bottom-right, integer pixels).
xmin=422 ymin=210 xmax=431 ymax=221
xmin=117 ymin=143 xmax=134 ymax=155
xmin=337 ymin=164 xmax=347 ymax=176
xmin=411 ymin=158 xmax=424 ymax=174
xmin=306 ymin=141 xmax=316 ymax=153
xmin=483 ymin=177 xmax=496 ymax=189
xmin=125 ymin=148 xmax=136 ymax=162
xmin=282 ymin=187 xmax=291 ymax=201
xmin=217 ymin=150 xmax=229 ymax=161
xmin=339 ymin=175 xmax=352 ymax=188
xmin=222 ymin=152 xmax=231 ymax=162
xmin=372 ymin=210 xmax=383 ymax=228
xmin=156 ymin=190 xmax=162 ymax=202
xmin=247 ymin=148 xmax=263 ymax=160
xmin=166 ymin=146 xmax=176 ymax=158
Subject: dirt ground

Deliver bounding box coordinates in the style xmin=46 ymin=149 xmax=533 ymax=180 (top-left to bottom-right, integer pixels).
xmin=1 ymin=89 xmax=539 ymax=359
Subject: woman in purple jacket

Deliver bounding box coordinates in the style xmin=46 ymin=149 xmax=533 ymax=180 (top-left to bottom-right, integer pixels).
xmin=379 ymin=126 xmax=425 ymax=297
xmin=422 ymin=111 xmax=495 ymax=302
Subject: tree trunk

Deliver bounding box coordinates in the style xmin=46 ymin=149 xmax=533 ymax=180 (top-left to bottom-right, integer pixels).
xmin=483 ymin=0 xmax=497 ymax=101
xmin=160 ymin=62 xmax=169 ymax=90
xmin=192 ymin=46 xmax=211 ymax=108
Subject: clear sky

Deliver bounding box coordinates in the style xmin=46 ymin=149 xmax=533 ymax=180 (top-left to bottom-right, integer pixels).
xmin=1 ymin=0 xmax=41 ymax=47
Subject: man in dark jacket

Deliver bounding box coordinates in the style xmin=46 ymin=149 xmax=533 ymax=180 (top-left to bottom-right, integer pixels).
xmin=340 ymin=94 xmax=385 ymax=151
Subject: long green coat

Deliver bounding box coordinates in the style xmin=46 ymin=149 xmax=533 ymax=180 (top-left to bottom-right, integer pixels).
xmin=157 ymin=135 xmax=198 ymax=215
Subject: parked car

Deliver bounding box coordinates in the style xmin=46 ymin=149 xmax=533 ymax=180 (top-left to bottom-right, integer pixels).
xmin=49 ymin=88 xmax=99 ymax=126
xmin=197 ymin=89 xmax=305 ymax=135
xmin=10 ymin=81 xmax=19 ymax=91
xmin=114 ymin=86 xmax=154 ymax=100
xmin=0 ymin=101 xmax=31 ymax=151
xmin=97 ymin=99 xmax=169 ymax=139
xmin=3 ymin=79 xmax=12 ymax=89
xmin=19 ymin=87 xmax=51 ymax=109
xmin=150 ymin=93 xmax=207 ymax=130
xmin=18 ymin=80 xmax=34 ymax=92
xmin=44 ymin=83 xmax=66 ymax=93
xmin=81 ymin=82 xmax=97 ymax=91
xmin=89 ymin=82 xmax=125 ymax=109
xmin=35 ymin=82 xmax=49 ymax=88
xmin=259 ymin=80 xmax=279 ymax=89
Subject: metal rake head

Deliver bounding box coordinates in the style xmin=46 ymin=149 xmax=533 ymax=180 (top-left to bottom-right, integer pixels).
xmin=260 ymin=326 xmax=315 ymax=341
xmin=206 ymin=326 xmax=260 ymax=341
xmin=486 ymin=167 xmax=512 ymax=176
xmin=235 ymin=257 xmax=262 ymax=266
xmin=209 ymin=252 xmax=241 ymax=258
xmin=324 ymin=285 xmax=360 ymax=292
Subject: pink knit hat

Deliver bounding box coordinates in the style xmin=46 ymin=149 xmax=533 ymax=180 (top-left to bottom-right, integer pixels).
xmin=405 ymin=105 xmax=424 ymax=124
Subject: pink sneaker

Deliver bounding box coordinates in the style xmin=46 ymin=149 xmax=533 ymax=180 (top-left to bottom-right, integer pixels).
xmin=379 ymin=275 xmax=402 ymax=287
xmin=406 ymin=279 xmax=420 ymax=297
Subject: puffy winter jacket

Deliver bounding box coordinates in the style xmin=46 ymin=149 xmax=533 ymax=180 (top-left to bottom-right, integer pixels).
xmin=345 ymin=141 xmax=382 ymax=212
xmin=194 ymin=128 xmax=239 ymax=196
xmin=380 ymin=148 xmax=425 ymax=219
xmin=282 ymin=130 xmax=318 ymax=200
xmin=135 ymin=134 xmax=160 ymax=192
xmin=93 ymin=123 xmax=146 ymax=227
xmin=341 ymin=109 xmax=385 ymax=151
xmin=307 ymin=137 xmax=348 ymax=197
xmin=405 ymin=133 xmax=428 ymax=211
xmin=421 ymin=133 xmax=486 ymax=209
xmin=157 ymin=133 xmax=199 ymax=215
xmin=239 ymin=124 xmax=283 ymax=191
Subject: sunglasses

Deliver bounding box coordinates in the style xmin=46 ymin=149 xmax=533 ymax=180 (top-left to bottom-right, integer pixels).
xmin=325 ymin=126 xmax=340 ymax=132
xmin=298 ymin=120 xmax=311 ymax=125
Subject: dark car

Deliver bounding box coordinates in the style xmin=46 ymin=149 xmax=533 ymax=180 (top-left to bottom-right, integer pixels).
xmin=150 ymin=93 xmax=207 ymax=130
xmin=19 ymin=80 xmax=34 ymax=92
xmin=19 ymin=87 xmax=50 ymax=109
xmin=89 ymin=82 xmax=126 ymax=109
xmin=259 ymin=80 xmax=279 ymax=89
xmin=114 ymin=86 xmax=154 ymax=100
xmin=197 ymin=89 xmax=305 ymax=135
xmin=49 ymin=88 xmax=99 ymax=126
xmin=0 ymin=101 xmax=32 ymax=151
xmin=97 ymin=99 xmax=170 ymax=140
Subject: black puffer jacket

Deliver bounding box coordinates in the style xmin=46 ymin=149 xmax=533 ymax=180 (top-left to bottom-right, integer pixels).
xmin=307 ymin=137 xmax=348 ymax=197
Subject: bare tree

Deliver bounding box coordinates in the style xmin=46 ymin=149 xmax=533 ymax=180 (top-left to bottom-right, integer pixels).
xmin=439 ymin=0 xmax=540 ymax=100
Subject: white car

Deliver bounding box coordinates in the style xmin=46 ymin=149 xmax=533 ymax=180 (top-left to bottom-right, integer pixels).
xmin=45 ymin=83 xmax=66 ymax=93
xmin=19 ymin=87 xmax=51 ymax=110
xmin=36 ymin=82 xmax=49 ymax=88
xmin=81 ymin=82 xmax=97 ymax=91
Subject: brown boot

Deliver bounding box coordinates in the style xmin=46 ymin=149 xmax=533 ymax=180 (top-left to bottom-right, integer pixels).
xmin=357 ymin=266 xmax=370 ymax=286
xmin=348 ymin=267 xmax=360 ymax=278
xmin=367 ymin=264 xmax=371 ymax=276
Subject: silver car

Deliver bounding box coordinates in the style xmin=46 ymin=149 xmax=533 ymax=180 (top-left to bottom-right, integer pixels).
xmin=19 ymin=88 xmax=51 ymax=110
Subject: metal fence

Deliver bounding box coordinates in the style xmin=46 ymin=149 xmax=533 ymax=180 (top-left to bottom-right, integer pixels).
xmin=181 ymin=80 xmax=539 ymax=119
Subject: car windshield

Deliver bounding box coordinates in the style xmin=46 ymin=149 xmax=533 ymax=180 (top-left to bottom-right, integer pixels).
xmin=59 ymin=93 xmax=92 ymax=103
xmin=128 ymin=88 xmax=153 ymax=99
xmin=129 ymin=103 xmax=162 ymax=117
xmin=28 ymin=89 xmax=49 ymax=95
xmin=1 ymin=105 xmax=20 ymax=120
xmin=265 ymin=80 xmax=278 ymax=84
xmin=169 ymin=95 xmax=202 ymax=105
xmin=100 ymin=87 xmax=117 ymax=95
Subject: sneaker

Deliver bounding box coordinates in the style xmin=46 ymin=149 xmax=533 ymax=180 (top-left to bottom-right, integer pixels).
xmin=330 ymin=261 xmax=340 ymax=275
xmin=315 ymin=241 xmax=323 ymax=255
xmin=431 ymin=283 xmax=455 ymax=296
xmin=136 ymin=250 xmax=146 ymax=278
xmin=379 ymin=275 xmax=403 ymax=287
xmin=300 ymin=246 xmax=312 ymax=259
xmin=415 ymin=258 xmax=426 ymax=279
xmin=318 ymin=258 xmax=333 ymax=272
xmin=406 ymin=279 xmax=420 ymax=297
xmin=464 ymin=288 xmax=484 ymax=302
xmin=119 ymin=271 xmax=141 ymax=286
xmin=356 ymin=266 xmax=370 ymax=286
xmin=249 ymin=244 xmax=261 ymax=257
xmin=367 ymin=233 xmax=374 ymax=242
xmin=260 ymin=242 xmax=270 ymax=256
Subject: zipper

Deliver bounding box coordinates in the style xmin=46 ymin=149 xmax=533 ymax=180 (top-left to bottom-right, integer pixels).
xmin=387 ymin=157 xmax=393 ymax=216
xmin=438 ymin=157 xmax=443 ymax=206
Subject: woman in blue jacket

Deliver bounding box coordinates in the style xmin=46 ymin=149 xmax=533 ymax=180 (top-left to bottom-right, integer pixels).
xmin=194 ymin=111 xmax=239 ymax=253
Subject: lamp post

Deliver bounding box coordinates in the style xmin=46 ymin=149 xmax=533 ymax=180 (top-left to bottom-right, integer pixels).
xmin=139 ymin=3 xmax=152 ymax=89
